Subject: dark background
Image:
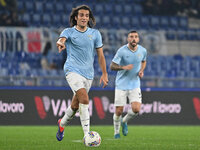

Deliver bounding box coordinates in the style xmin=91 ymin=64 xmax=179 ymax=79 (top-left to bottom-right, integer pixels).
xmin=0 ymin=89 xmax=200 ymax=125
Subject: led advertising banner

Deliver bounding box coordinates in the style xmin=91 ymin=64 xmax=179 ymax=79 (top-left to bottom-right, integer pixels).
xmin=0 ymin=89 xmax=200 ymax=125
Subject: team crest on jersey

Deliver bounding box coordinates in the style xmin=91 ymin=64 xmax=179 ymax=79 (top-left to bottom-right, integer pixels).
xmin=138 ymin=54 xmax=141 ymax=59
xmin=88 ymin=35 xmax=93 ymax=40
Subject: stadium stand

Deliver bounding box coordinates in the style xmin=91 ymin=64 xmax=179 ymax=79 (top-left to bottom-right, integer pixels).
xmin=0 ymin=0 xmax=200 ymax=88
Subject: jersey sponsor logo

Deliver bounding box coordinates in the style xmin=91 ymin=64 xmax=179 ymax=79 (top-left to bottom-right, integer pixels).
xmin=139 ymin=101 xmax=181 ymax=115
xmin=193 ymin=97 xmax=200 ymax=119
xmin=33 ymin=95 xmax=111 ymax=120
xmin=88 ymin=35 xmax=92 ymax=40
xmin=93 ymin=97 xmax=105 ymax=119
xmin=137 ymin=54 xmax=142 ymax=59
xmin=34 ymin=95 xmax=93 ymax=119
xmin=0 ymin=100 xmax=24 ymax=113
xmin=34 ymin=96 xmax=47 ymax=119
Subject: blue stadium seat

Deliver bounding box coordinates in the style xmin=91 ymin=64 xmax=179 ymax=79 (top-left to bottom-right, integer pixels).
xmin=32 ymin=13 xmax=41 ymax=27
xmin=169 ymin=16 xmax=179 ymax=29
xmin=55 ymin=2 xmax=65 ymax=13
xmin=133 ymin=4 xmax=143 ymax=15
xmin=94 ymin=3 xmax=104 ymax=15
xmin=0 ymin=68 xmax=8 ymax=76
xmin=39 ymin=78 xmax=50 ymax=86
xmin=102 ymin=16 xmax=111 ymax=28
xmin=149 ymin=16 xmax=160 ymax=30
xmin=61 ymin=14 xmax=69 ymax=26
xmin=24 ymin=1 xmax=34 ymax=13
xmin=165 ymin=29 xmax=176 ymax=40
xmin=131 ymin=16 xmax=140 ymax=29
xmin=65 ymin=3 xmax=73 ymax=14
xmin=140 ymin=16 xmax=150 ymax=29
xmin=22 ymin=13 xmax=32 ymax=26
xmin=107 ymin=29 xmax=117 ymax=45
xmin=179 ymin=17 xmax=188 ymax=29
xmin=52 ymin=14 xmax=62 ymax=27
xmin=176 ymin=29 xmax=187 ymax=40
xmin=121 ymin=16 xmax=131 ymax=29
xmin=124 ymin=4 xmax=132 ymax=15
xmin=21 ymin=69 xmax=31 ymax=77
xmin=104 ymin=3 xmax=113 ymax=14
xmin=160 ymin=16 xmax=169 ymax=29
xmin=112 ymin=16 xmax=121 ymax=29
xmin=8 ymin=68 xmax=20 ymax=76
xmin=44 ymin=3 xmax=53 ymax=13
xmin=30 ymin=69 xmax=39 ymax=77
xmin=196 ymin=29 xmax=200 ymax=40
xmin=1 ymin=61 xmax=8 ymax=68
xmin=20 ymin=51 xmax=29 ymax=62
xmin=40 ymin=69 xmax=51 ymax=77
xmin=35 ymin=1 xmax=43 ymax=13
xmin=186 ymin=28 xmax=197 ymax=40
xmin=17 ymin=1 xmax=24 ymax=11
xmin=95 ymin=15 xmax=101 ymax=28
xmin=42 ymin=14 xmax=51 ymax=27
xmin=114 ymin=4 xmax=123 ymax=15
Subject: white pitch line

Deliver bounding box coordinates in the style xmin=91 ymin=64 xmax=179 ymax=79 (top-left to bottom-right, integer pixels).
xmin=72 ymin=140 xmax=83 ymax=143
xmin=102 ymin=138 xmax=117 ymax=141
xmin=72 ymin=138 xmax=116 ymax=143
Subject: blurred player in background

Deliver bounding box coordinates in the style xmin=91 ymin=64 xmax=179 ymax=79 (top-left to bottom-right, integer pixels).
xmin=56 ymin=5 xmax=108 ymax=141
xmin=110 ymin=31 xmax=147 ymax=139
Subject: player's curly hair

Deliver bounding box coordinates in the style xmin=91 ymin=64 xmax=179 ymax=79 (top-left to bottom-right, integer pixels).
xmin=69 ymin=5 xmax=96 ymax=28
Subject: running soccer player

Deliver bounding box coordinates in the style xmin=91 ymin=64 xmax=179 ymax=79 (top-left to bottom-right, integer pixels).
xmin=110 ymin=30 xmax=147 ymax=139
xmin=56 ymin=5 xmax=108 ymax=141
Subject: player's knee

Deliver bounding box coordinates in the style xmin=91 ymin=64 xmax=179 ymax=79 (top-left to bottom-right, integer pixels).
xmin=132 ymin=107 xmax=140 ymax=114
xmin=71 ymin=100 xmax=79 ymax=110
xmin=115 ymin=108 xmax=123 ymax=116
xmin=76 ymin=89 xmax=89 ymax=104
xmin=115 ymin=109 xmax=123 ymax=116
xmin=71 ymin=105 xmax=79 ymax=112
xmin=79 ymin=99 xmax=89 ymax=104
xmin=116 ymin=111 xmax=123 ymax=116
xmin=132 ymin=103 xmax=141 ymax=113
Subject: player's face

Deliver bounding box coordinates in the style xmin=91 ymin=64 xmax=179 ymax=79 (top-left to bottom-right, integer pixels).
xmin=127 ymin=32 xmax=139 ymax=47
xmin=75 ymin=9 xmax=90 ymax=28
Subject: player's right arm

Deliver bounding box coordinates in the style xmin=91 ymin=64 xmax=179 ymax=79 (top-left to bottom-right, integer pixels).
xmin=110 ymin=62 xmax=133 ymax=71
xmin=56 ymin=37 xmax=67 ymax=53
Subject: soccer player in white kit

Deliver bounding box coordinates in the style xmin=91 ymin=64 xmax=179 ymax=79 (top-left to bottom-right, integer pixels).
xmin=110 ymin=31 xmax=147 ymax=139
xmin=56 ymin=5 xmax=108 ymax=141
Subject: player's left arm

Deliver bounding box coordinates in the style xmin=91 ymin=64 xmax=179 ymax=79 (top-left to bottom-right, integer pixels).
xmin=138 ymin=60 xmax=146 ymax=78
xmin=96 ymin=47 xmax=108 ymax=88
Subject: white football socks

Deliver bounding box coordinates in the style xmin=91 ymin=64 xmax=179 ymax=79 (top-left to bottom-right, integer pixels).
xmin=113 ymin=114 xmax=122 ymax=135
xmin=79 ymin=103 xmax=90 ymax=136
xmin=122 ymin=109 xmax=138 ymax=123
xmin=60 ymin=106 xmax=77 ymax=127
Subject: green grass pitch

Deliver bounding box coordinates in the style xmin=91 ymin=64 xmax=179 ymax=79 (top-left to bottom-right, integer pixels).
xmin=0 ymin=125 xmax=200 ymax=150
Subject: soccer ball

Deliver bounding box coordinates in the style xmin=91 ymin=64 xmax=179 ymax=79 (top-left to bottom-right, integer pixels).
xmin=83 ymin=131 xmax=101 ymax=147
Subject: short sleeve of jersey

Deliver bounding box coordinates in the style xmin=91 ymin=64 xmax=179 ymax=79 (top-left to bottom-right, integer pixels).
xmin=95 ymin=30 xmax=103 ymax=48
xmin=142 ymin=48 xmax=147 ymax=61
xmin=112 ymin=49 xmax=123 ymax=65
xmin=59 ymin=28 xmax=71 ymax=39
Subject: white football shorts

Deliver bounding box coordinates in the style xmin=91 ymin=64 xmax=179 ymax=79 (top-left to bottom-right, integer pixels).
xmin=114 ymin=88 xmax=142 ymax=106
xmin=66 ymin=72 xmax=93 ymax=94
